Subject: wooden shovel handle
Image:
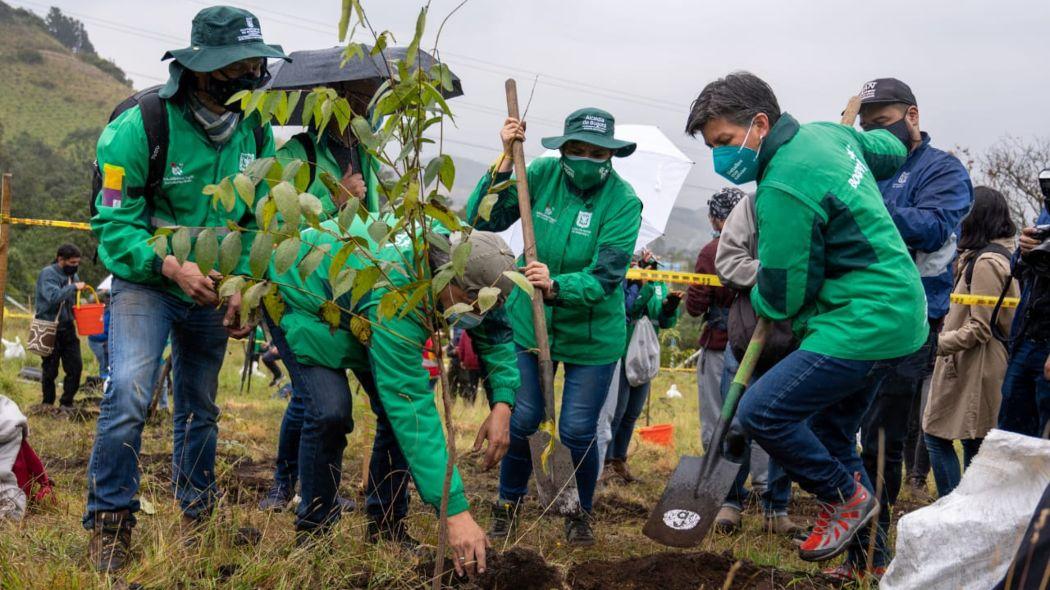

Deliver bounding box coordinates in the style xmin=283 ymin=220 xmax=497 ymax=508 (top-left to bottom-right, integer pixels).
xmin=841 ymin=95 xmax=862 ymax=126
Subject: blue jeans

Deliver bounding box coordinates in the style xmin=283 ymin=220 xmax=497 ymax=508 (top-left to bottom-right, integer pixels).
xmin=268 ymin=319 xmax=410 ymax=530
xmin=925 ymin=434 xmax=982 ymax=497
xmin=88 ymin=338 xmax=109 ymax=380
xmin=721 ymin=353 xmax=792 ymax=514
xmin=737 ymin=349 xmax=900 ymax=505
xmin=499 ymin=346 xmax=616 ymax=513
xmin=607 ymin=363 xmax=650 ymax=461
xmin=83 ymin=279 xmax=228 ymax=528
xmin=1000 ymin=339 xmax=1050 ymax=437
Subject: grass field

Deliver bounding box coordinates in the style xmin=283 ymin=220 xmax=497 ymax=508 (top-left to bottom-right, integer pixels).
xmin=0 ymin=315 xmax=929 ymax=589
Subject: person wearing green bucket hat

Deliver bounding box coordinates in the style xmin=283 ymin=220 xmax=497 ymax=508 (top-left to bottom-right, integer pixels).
xmin=466 ymin=108 xmax=642 ymax=546
xmin=84 ymin=6 xmax=288 ymax=573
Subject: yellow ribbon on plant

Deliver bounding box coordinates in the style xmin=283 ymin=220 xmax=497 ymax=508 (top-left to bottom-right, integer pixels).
xmin=537 ymin=419 xmax=556 ymax=474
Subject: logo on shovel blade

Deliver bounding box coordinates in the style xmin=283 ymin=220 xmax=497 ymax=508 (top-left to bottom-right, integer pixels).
xmin=663 ymin=509 xmax=701 ymax=531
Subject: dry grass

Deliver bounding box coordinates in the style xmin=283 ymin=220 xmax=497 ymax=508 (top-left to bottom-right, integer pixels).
xmin=0 ymin=316 xmax=921 ymax=588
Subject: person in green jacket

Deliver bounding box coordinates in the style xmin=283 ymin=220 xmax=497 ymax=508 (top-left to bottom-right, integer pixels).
xmin=466 ymin=107 xmax=642 ymax=545
xmin=601 ymin=255 xmax=682 ymax=484
xmin=258 ymin=84 xmax=380 ymax=514
xmin=684 ymin=72 xmax=927 ymax=563
xmin=83 ymin=6 xmax=288 ymax=573
xmin=267 ymin=218 xmax=520 ymax=577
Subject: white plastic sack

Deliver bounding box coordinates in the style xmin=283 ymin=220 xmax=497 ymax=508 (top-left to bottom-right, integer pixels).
xmin=881 ymin=429 xmax=1050 ymax=590
xmin=625 ymin=317 xmax=660 ymax=387
xmin=2 ymin=337 xmax=25 ymax=361
xmin=0 ymin=395 xmax=27 ymax=520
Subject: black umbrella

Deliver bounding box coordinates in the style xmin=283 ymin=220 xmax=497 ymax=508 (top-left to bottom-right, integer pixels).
xmin=266 ymin=45 xmax=463 ymax=125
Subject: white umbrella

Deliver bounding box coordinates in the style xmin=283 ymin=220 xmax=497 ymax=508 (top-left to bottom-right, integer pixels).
xmin=497 ymin=124 xmax=693 ymax=255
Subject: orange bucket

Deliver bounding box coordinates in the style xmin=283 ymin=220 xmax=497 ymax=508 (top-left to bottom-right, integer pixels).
xmin=638 ymin=423 xmax=674 ymax=447
xmin=73 ymin=285 xmax=105 ymax=337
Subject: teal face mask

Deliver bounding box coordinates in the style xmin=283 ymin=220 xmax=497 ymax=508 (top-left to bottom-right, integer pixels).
xmin=560 ymin=155 xmax=613 ymax=191
xmin=712 ymin=119 xmax=762 ymax=185
xmin=448 ymin=310 xmax=485 ymax=330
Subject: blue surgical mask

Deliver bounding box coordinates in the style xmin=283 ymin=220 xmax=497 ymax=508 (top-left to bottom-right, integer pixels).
xmin=448 ymin=310 xmax=484 ymax=330
xmin=712 ymin=118 xmax=762 ymax=185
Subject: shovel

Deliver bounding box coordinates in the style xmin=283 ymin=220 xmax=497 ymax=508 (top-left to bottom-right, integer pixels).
xmin=504 ymin=79 xmax=581 ymax=517
xmin=643 ymin=318 xmax=769 ymax=547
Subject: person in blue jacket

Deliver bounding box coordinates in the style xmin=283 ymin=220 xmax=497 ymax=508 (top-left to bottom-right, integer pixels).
xmin=35 ymin=243 xmax=87 ymax=408
xmin=835 ymin=78 xmax=974 ymax=580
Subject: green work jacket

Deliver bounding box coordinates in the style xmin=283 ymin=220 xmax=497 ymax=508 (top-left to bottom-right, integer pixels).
xmin=467 ymin=157 xmax=642 ymax=365
xmin=276 ymin=130 xmax=381 ymax=218
xmin=625 ymin=280 xmax=679 ymax=346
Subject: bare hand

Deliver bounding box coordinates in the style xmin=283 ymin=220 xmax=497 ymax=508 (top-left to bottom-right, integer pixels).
xmin=74 ymin=282 xmax=86 ymax=291
xmin=223 ymin=291 xmax=253 ymax=338
xmin=1044 ymin=352 xmax=1050 ymax=381
xmin=163 ymin=257 xmax=218 ymax=306
xmin=339 ymin=169 xmax=366 ymax=203
xmin=500 ymin=117 xmax=526 ymax=155
xmin=523 ymin=261 xmax=553 ymax=297
xmin=1021 ymin=227 xmax=1045 ymax=256
xmin=447 ymin=511 xmax=489 ymax=577
xmin=472 ymin=403 xmax=511 ymax=470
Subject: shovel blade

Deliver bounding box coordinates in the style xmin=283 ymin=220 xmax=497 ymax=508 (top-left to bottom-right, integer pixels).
xmin=642 ymin=453 xmax=743 ymax=547
xmin=528 ymin=430 xmax=581 ymax=516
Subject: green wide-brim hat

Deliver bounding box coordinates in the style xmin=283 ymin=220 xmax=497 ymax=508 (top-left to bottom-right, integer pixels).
xmin=159 ymin=6 xmax=288 ymax=97
xmin=540 ymin=107 xmax=636 ymax=157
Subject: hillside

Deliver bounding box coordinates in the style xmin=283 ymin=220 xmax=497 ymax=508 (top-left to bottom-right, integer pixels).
xmin=0 ymin=2 xmax=131 ymax=147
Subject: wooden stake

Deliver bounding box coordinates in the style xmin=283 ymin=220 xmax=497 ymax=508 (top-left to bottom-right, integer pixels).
xmin=0 ymin=174 xmax=13 ymax=343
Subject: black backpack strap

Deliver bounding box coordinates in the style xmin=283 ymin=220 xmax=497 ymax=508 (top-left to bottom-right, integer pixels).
xmin=129 ymin=91 xmax=168 ymax=205
xmin=964 ymin=243 xmax=1013 ymax=289
xmin=253 ymin=124 xmax=266 ymax=157
xmin=302 ymin=135 xmax=317 ymax=188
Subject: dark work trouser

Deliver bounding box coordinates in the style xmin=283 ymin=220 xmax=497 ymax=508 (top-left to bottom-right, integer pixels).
xmin=41 ymin=324 xmax=82 ymax=406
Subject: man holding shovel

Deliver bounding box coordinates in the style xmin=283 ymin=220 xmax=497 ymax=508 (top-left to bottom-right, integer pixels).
xmin=467 ymin=107 xmax=642 ymax=545
xmin=684 ymin=71 xmax=927 ymax=562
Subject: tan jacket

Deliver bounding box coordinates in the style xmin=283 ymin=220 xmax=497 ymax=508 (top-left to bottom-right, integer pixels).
xmin=924 ymin=237 xmax=1018 ymax=440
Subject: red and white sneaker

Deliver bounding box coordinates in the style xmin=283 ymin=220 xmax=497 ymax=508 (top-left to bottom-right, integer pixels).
xmin=798 ymin=482 xmax=879 ymax=562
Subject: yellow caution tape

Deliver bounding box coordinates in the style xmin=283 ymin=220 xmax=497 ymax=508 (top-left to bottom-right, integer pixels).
xmin=627 ymin=268 xmax=1019 ymax=308
xmin=3 ymin=310 xmax=33 ymax=319
xmin=1 ymin=215 xmax=91 ymax=231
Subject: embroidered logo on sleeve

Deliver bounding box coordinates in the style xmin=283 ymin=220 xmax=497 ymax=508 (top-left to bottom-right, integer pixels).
xmin=101 ymin=163 xmax=124 ymax=207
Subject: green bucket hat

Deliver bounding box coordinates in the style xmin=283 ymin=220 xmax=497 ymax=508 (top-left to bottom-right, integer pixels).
xmin=159 ymin=6 xmax=288 ymax=97
xmin=540 ymin=108 xmax=636 ymax=157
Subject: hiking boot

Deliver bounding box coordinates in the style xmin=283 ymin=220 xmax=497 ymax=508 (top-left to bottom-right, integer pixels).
xmin=88 ymin=510 xmax=133 ymax=573
xmin=258 ymin=484 xmax=293 ymax=512
xmin=764 ymin=514 xmax=804 ymax=538
xmin=607 ymin=458 xmax=637 ymax=484
xmin=487 ymin=499 xmax=521 ymax=541
xmin=366 ymin=519 xmax=422 ymax=552
xmin=823 ymin=563 xmax=887 ymax=582
xmin=714 ymin=505 xmax=742 ymax=534
xmin=564 ymin=512 xmax=595 ymax=547
xmin=798 ymin=482 xmax=879 ymax=562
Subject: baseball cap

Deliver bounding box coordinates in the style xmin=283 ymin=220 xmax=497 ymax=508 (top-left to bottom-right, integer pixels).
xmin=858 ymin=78 xmax=917 ymax=106
xmin=450 ymin=231 xmax=517 ymax=302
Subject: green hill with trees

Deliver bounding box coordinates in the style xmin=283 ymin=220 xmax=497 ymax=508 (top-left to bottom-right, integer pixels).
xmin=0 ymin=2 xmax=134 ymax=298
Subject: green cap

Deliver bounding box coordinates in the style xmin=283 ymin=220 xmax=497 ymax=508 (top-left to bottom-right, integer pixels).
xmin=452 ymin=232 xmax=517 ymax=303
xmin=541 ymin=108 xmax=636 ymax=157
xmin=159 ymin=6 xmax=288 ymax=96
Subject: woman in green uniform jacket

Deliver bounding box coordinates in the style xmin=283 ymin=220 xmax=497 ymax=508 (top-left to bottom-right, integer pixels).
xmin=466 ymin=108 xmax=642 ymax=545
xmin=267 ymin=218 xmax=519 ymax=577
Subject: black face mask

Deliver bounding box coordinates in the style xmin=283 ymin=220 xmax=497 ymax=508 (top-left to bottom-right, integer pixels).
xmin=204 ymin=65 xmax=271 ymax=113
xmin=62 ymin=264 xmax=78 ymax=276
xmin=868 ymin=117 xmax=912 ymax=149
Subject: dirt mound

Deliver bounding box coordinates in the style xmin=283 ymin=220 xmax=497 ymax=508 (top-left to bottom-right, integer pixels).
xmin=420 ymin=547 xmax=563 ymax=590
xmin=593 ymin=494 xmax=649 ymax=522
xmin=568 ymin=551 xmax=833 ymax=590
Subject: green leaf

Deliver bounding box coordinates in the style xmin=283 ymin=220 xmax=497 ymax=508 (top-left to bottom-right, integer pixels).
xmin=399 ymin=283 xmax=431 ymax=318
xmin=217 ymin=177 xmax=236 ymax=212
xmin=262 ymin=283 xmax=285 ymax=324
xmin=368 ymin=220 xmax=389 ymax=245
xmin=350 ymin=266 xmax=381 ymax=305
xmin=218 ymin=232 xmax=242 ymax=275
xmin=320 ymin=300 xmax=341 ymax=330
xmin=424 ymin=156 xmax=442 ymax=187
xmin=274 ymin=91 xmax=290 ymax=125
xmin=172 ymin=227 xmax=191 ymax=263
xmin=299 ymin=192 xmax=324 ymax=225
xmin=404 ymin=7 xmax=426 ymax=68
xmin=227 ymin=89 xmax=251 ymax=107
xmin=438 ymin=154 xmax=455 ymax=190
xmin=264 ymin=159 xmax=284 ymax=187
xmin=451 ymin=240 xmax=472 ymax=276
xmin=218 ymin=275 xmax=245 ymax=299
xmin=442 ymin=302 xmax=473 ymax=319
xmin=285 ymin=90 xmax=302 ymax=124
xmin=150 ymin=234 xmax=168 ymax=259
xmin=502 ymin=270 xmax=534 ymax=297
xmin=272 ymin=181 xmax=301 ymax=227
xmin=337 ymin=197 xmax=359 ymax=232
xmin=249 ymin=232 xmax=273 ymax=278
xmin=233 ymin=173 xmax=255 ymax=207
xmin=331 ymin=267 xmax=356 ymax=300
xmin=259 ymin=196 xmax=278 ymax=232
xmin=245 ymin=90 xmax=266 ymax=116
xmin=477 ymin=193 xmax=499 ymax=222
xmin=351 ymin=117 xmax=380 ymax=151
xmin=194 ymin=228 xmax=218 ymax=276
xmin=241 ymin=280 xmax=269 ymax=325
xmin=338 ymin=0 xmax=352 ymax=40
xmin=327 ymin=242 xmax=354 ymax=279
xmin=245 ymin=157 xmax=276 ymax=185
xmin=477 ymin=286 xmax=501 ymax=313
xmin=274 ymin=237 xmax=301 ymax=275
xmin=431 ymin=266 xmax=456 ymax=294
xmin=302 ymin=92 xmax=319 ymax=127
xmin=426 ymin=231 xmax=451 ymax=253
xmin=333 ymin=97 xmax=352 ymax=130
xmin=294 ymin=161 xmax=312 ymax=193
xmin=297 ymin=242 xmax=330 ymax=282
xmin=424 ymin=203 xmax=461 ymax=231
xmin=377 ymin=291 xmax=403 ymax=320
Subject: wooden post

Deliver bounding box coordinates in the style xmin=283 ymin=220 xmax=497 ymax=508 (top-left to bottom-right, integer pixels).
xmin=0 ymin=174 xmax=12 ymax=343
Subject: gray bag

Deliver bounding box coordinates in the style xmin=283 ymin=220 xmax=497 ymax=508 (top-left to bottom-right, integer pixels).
xmin=625 ymin=316 xmax=660 ymax=387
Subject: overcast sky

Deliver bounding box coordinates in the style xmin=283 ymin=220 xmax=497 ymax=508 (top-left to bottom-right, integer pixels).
xmin=13 ymin=0 xmax=1050 ymax=211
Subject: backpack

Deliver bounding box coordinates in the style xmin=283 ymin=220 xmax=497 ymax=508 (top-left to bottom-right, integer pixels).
xmin=727 ymin=293 xmax=799 ymax=374
xmin=90 ymin=85 xmax=267 ymax=218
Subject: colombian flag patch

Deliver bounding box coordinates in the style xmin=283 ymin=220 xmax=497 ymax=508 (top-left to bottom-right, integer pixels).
xmin=101 ymin=163 xmax=124 ymax=207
